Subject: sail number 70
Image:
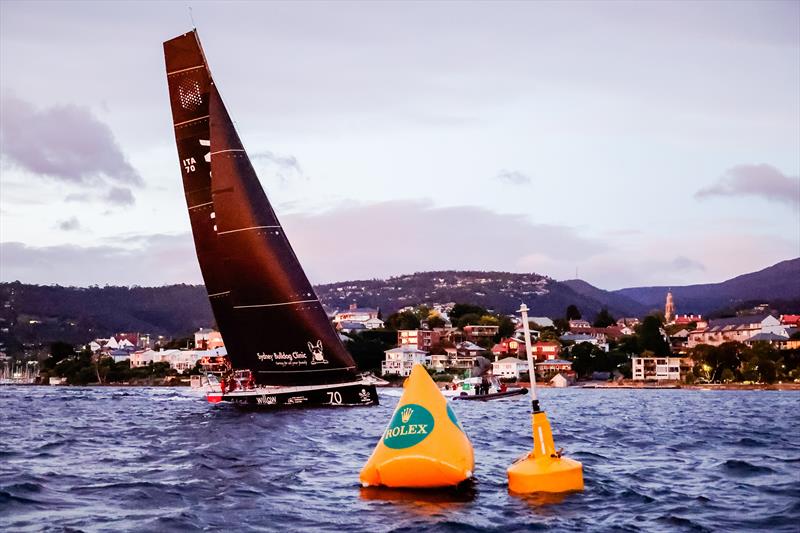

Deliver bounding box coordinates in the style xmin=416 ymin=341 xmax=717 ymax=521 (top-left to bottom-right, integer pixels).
xmin=327 ymin=391 xmax=343 ymax=405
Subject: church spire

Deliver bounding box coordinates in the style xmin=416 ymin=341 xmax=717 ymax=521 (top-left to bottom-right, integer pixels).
xmin=665 ymin=290 xmax=675 ymax=324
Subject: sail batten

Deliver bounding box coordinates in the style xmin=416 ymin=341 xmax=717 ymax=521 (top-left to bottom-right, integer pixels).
xmin=165 ymin=29 xmax=359 ymax=386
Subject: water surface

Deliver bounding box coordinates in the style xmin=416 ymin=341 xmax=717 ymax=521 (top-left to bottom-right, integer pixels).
xmin=1 ymin=386 xmax=798 ymax=532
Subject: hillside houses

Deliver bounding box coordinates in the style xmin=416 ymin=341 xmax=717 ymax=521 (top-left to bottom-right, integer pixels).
xmin=687 ymin=315 xmax=792 ymax=347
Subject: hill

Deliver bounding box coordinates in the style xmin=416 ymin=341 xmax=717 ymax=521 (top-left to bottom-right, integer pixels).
xmin=314 ymin=271 xmax=639 ymax=318
xmin=2 ymin=259 xmax=797 ymax=355
xmin=613 ymin=258 xmax=800 ymax=314
xmin=0 ymin=272 xmax=627 ymax=354
xmin=560 ymin=279 xmax=648 ymax=317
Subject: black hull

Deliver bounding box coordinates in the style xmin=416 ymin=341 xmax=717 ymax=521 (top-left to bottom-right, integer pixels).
xmin=215 ymin=381 xmax=379 ymax=409
xmin=452 ymin=388 xmax=528 ymax=401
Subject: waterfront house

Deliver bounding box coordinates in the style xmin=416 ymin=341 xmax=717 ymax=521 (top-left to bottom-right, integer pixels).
xmin=166 ymin=349 xmax=203 ymax=374
xmin=780 ymin=315 xmax=800 ymax=327
xmin=491 ymin=337 xmax=524 ymax=359
xmin=130 ymin=349 xmax=158 ymax=368
xmin=463 ymin=324 xmax=500 ymax=342
xmin=550 ymin=373 xmax=569 ymax=387
xmin=105 ymin=336 xmax=120 ymax=350
xmin=338 ymin=321 xmax=367 ymax=334
xmin=532 ymin=341 xmax=561 ymax=361
xmin=114 ymin=332 xmax=140 ymax=348
xmin=535 ymin=359 xmax=573 ymax=378
xmin=687 ymin=314 xmax=786 ymax=347
xmin=449 ymin=341 xmax=485 ymax=369
xmin=398 ymin=329 xmax=443 ymax=351
xmin=632 ymin=356 xmax=692 ymax=381
xmin=429 ymin=353 xmax=449 ymax=372
xmin=492 ymin=357 xmax=529 ymax=379
xmin=674 ymin=314 xmax=703 ymax=326
xmin=109 ymin=349 xmax=131 ymax=363
xmin=195 ymin=328 xmax=224 ymax=350
xmin=363 ymin=317 xmax=385 ymax=329
xmin=617 ymin=317 xmax=640 ymax=328
xmin=568 ymin=320 xmax=592 ymax=332
xmin=118 ymin=338 xmax=135 ymax=350
xmin=381 ymin=345 xmax=430 ymax=377
xmin=744 ymin=331 xmax=797 ymax=350
xmin=333 ymin=303 xmax=381 ymax=328
xmin=560 ymin=333 xmax=609 ymax=352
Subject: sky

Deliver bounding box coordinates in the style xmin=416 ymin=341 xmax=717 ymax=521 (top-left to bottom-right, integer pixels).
xmin=0 ymin=0 xmax=798 ymax=290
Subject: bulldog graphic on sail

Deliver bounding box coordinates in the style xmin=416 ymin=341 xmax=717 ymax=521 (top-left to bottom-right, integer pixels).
xmin=163 ymin=29 xmax=378 ymax=408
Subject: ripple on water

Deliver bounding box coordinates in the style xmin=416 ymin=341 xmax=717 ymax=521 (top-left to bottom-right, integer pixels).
xmin=0 ymin=386 xmax=798 ymax=532
xmin=720 ymin=459 xmax=777 ymax=476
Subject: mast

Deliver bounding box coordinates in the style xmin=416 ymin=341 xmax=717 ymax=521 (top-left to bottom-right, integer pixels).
xmin=164 ymin=30 xmax=358 ymax=386
xmin=163 ymin=31 xmax=246 ymax=363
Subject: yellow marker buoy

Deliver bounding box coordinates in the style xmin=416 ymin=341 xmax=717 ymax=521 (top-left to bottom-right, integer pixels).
xmin=360 ymin=364 xmax=474 ymax=488
xmin=507 ymin=304 xmax=584 ymax=494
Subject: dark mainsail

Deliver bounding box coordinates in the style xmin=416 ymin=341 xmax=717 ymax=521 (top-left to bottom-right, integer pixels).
xmin=164 ymin=30 xmax=358 ymax=386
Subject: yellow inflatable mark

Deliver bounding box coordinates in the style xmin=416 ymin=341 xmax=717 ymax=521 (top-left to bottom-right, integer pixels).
xmin=360 ymin=364 xmax=474 ymax=488
xmin=507 ymin=411 xmax=584 ymax=493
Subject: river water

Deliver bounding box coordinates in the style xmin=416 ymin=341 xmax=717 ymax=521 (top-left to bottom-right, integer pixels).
xmin=0 ymin=386 xmax=798 ymax=532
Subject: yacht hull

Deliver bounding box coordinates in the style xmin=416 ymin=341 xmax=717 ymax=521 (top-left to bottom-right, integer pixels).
xmin=207 ymin=380 xmax=379 ymax=408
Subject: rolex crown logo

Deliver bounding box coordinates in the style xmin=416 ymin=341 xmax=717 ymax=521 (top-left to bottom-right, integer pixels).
xmin=401 ymin=407 xmax=413 ymax=424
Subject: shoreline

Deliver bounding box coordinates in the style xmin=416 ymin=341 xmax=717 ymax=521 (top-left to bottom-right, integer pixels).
xmin=4 ymin=381 xmax=800 ymax=391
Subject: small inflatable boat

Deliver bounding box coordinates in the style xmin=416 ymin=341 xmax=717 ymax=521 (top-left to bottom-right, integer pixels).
xmin=442 ymin=376 xmax=528 ymax=401
xmin=452 ymin=387 xmax=528 ymax=401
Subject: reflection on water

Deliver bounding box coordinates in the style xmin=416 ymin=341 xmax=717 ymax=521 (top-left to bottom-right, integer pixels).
xmin=0 ymin=386 xmax=798 ymax=532
xmin=359 ymin=481 xmax=477 ymax=507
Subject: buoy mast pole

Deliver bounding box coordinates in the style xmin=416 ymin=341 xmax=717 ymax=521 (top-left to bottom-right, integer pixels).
xmin=518 ymin=303 xmax=541 ymax=413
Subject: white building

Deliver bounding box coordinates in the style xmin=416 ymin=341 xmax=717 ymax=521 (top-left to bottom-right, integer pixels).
xmin=492 ymin=357 xmax=529 ymax=379
xmin=118 ymin=338 xmax=135 ymax=350
xmin=632 ymin=356 xmax=689 ymax=381
xmin=363 ymin=317 xmax=385 ymax=329
xmin=334 ymin=303 xmax=380 ymax=327
xmin=130 ymin=349 xmax=160 ymax=368
xmin=381 ymin=346 xmax=430 ymax=377
xmin=429 ymin=353 xmax=449 ymax=371
xmin=451 ymin=341 xmax=485 ymax=369
xmin=164 ymin=350 xmax=202 ymax=374
xmin=550 ymin=373 xmax=569 ymax=387
xmin=529 ymin=317 xmax=554 ymax=328
xmin=560 ymin=333 xmax=609 ymax=352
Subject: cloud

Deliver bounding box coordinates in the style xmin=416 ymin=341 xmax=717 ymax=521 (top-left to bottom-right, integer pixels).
xmin=250 ymin=150 xmax=305 ymax=182
xmin=0 ymin=93 xmax=143 ymax=203
xmin=0 ymin=201 xmax=607 ymax=286
xmin=669 ymin=255 xmax=706 ymax=272
xmin=106 ymin=186 xmax=135 ymax=206
xmin=495 ymin=169 xmax=531 ymax=185
xmin=281 ymin=200 xmax=606 ymax=283
xmin=0 ymin=234 xmax=201 ymax=286
xmin=696 ymin=164 xmax=799 ymax=210
xmin=2 ymin=201 xmax=793 ymax=290
xmin=57 ymin=217 xmax=81 ymax=231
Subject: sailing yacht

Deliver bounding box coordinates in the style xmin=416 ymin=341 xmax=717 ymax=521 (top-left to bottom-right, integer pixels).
xmin=163 ymin=30 xmax=378 ymax=408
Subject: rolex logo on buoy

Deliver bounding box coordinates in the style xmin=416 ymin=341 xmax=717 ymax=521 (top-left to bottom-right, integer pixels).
xmin=382 ymin=403 xmax=434 ymax=449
